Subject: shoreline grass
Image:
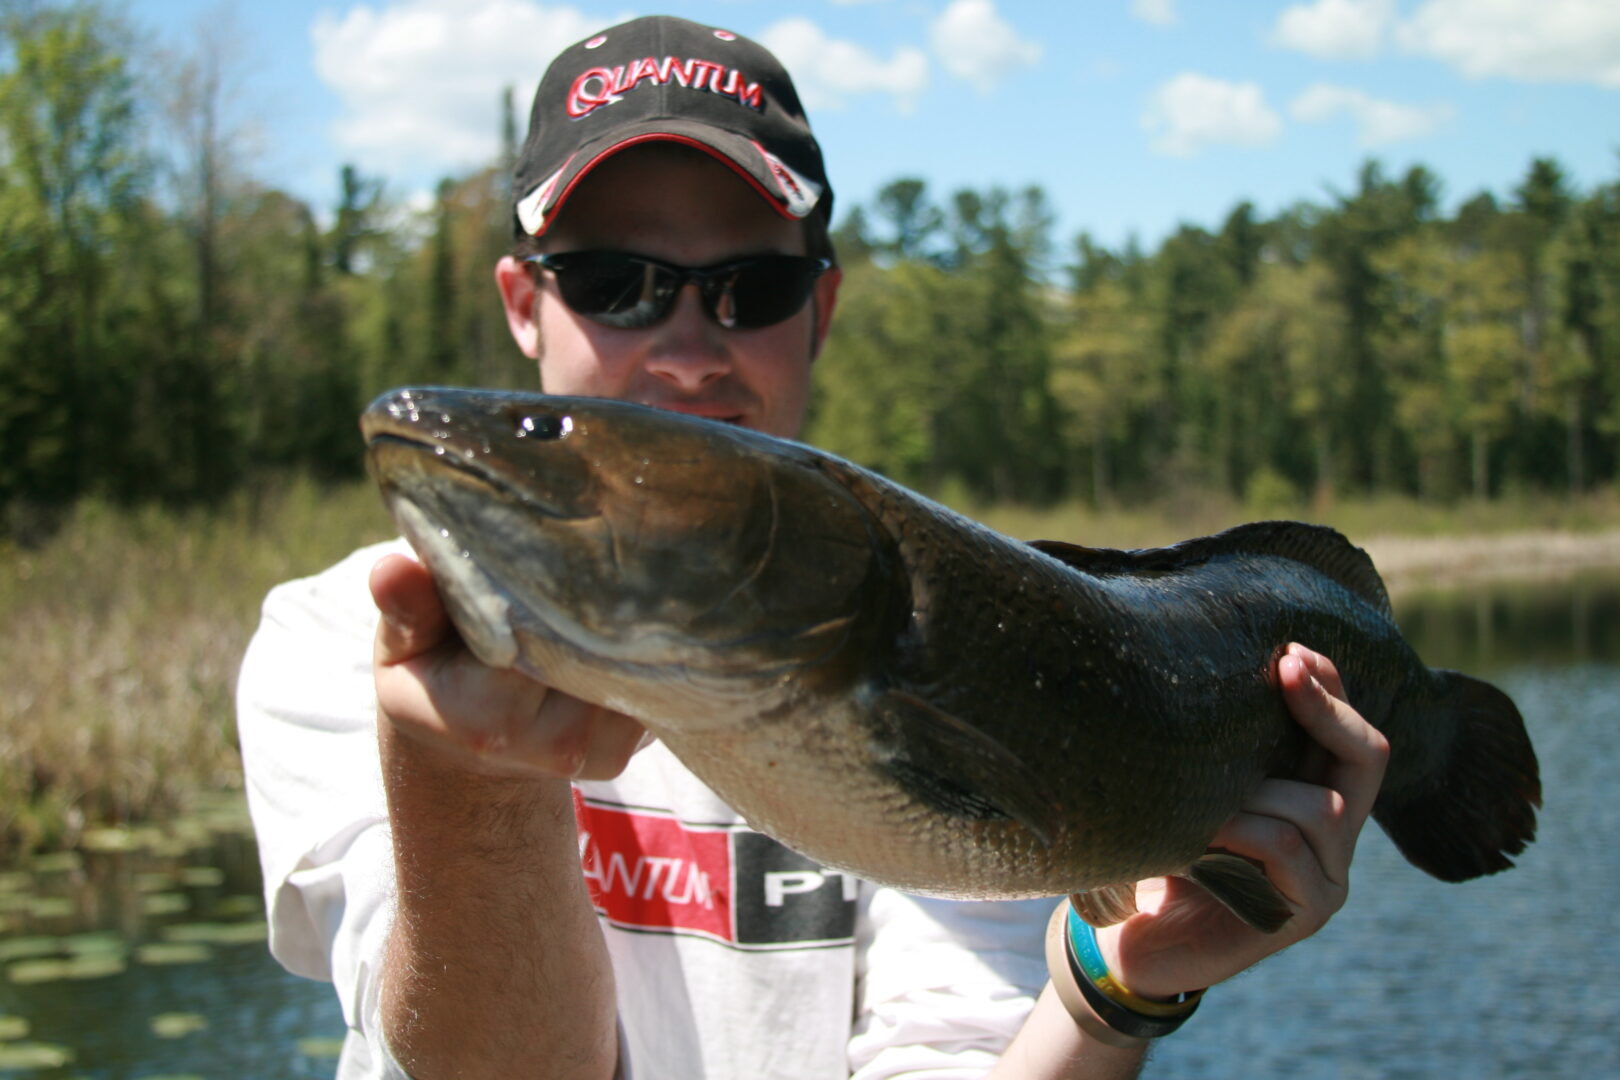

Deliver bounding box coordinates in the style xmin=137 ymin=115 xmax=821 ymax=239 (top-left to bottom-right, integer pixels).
xmin=3 ymin=478 xmax=1618 ymax=859
xmin=1 ymin=479 xmax=395 ymax=857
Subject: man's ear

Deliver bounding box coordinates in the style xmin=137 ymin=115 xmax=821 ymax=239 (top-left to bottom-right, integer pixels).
xmin=495 ymin=255 xmax=542 ymax=358
xmin=810 ymin=265 xmax=842 ymax=362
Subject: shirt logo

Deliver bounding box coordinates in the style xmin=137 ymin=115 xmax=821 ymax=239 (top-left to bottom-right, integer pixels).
xmin=567 ymin=56 xmax=765 ymax=119
xmin=574 ymin=793 xmax=858 ymax=950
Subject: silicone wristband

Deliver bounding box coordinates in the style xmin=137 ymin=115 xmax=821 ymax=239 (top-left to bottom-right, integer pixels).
xmin=1043 ymin=896 xmax=1204 ymax=1044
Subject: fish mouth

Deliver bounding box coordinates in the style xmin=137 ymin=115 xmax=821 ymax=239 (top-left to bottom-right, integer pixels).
xmin=366 ymin=431 xmax=596 ymax=522
xmin=365 ymin=429 xmax=609 ymax=664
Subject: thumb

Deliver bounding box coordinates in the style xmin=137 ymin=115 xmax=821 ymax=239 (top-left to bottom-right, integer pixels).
xmin=370 ymin=553 xmax=454 ymax=665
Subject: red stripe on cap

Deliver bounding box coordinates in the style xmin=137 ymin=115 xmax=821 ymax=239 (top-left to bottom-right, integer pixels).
xmin=530 ymin=132 xmax=798 ymax=236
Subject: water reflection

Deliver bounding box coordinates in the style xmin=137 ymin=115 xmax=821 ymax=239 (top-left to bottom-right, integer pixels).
xmin=1393 ymin=569 xmax=1620 ymax=673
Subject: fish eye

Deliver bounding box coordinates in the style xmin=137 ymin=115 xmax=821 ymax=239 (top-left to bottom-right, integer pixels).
xmin=515 ymin=413 xmax=573 ymax=440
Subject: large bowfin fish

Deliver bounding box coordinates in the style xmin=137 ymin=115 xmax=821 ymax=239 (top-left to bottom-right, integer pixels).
xmin=362 ymin=386 xmax=1541 ymax=934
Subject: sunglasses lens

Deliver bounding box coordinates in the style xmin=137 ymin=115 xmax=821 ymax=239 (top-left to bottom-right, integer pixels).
xmin=553 ymin=254 xmax=677 ymax=329
xmin=711 ymin=256 xmax=820 ymax=329
xmin=541 ymin=253 xmax=824 ymax=330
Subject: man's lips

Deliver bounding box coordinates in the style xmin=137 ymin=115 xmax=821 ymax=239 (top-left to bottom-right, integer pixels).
xmin=643 ymin=400 xmax=747 ymax=424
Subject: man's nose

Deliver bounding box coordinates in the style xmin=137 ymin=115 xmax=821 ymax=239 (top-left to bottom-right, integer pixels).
xmin=642 ymin=285 xmax=732 ymax=390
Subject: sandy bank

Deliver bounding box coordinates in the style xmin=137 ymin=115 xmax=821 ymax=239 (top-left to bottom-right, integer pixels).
xmin=1362 ymin=528 xmax=1620 ymax=594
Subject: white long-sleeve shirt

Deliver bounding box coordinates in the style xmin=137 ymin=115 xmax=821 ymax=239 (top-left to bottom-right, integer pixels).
xmin=237 ymin=538 xmax=1052 ymax=1079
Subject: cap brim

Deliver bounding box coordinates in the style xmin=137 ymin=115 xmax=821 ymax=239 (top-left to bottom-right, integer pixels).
xmin=515 ymin=119 xmax=823 ymax=237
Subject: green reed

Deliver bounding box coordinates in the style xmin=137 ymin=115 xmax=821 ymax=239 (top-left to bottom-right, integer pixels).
xmin=0 ymin=479 xmax=393 ymax=857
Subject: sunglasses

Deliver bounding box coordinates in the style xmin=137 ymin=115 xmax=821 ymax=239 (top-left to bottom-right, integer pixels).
xmin=523 ymin=251 xmax=832 ymax=330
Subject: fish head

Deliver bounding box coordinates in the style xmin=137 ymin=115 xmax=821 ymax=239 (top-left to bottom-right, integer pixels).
xmin=361 ymin=387 xmax=898 ymax=722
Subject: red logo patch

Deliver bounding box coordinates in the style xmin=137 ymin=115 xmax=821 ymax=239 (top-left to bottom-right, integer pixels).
xmin=576 ymin=792 xmax=734 ymax=942
xmin=574 ymin=792 xmax=859 ymax=950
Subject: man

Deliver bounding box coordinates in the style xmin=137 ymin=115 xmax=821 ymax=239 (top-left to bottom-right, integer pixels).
xmin=238 ymin=16 xmax=1388 ymax=1079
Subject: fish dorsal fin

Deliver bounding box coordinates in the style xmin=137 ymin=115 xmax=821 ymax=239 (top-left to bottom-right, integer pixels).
xmin=874 ymin=689 xmax=1062 ymax=850
xmin=1029 ymin=521 xmax=1392 ymax=619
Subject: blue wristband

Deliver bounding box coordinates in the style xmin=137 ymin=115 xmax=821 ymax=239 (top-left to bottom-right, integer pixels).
xmin=1059 ymin=899 xmax=1204 ymax=1040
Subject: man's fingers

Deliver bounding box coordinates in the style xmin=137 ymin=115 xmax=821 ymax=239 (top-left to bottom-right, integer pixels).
xmin=369 ymin=554 xmax=649 ymax=780
xmin=528 ymin=693 xmax=652 ymax=780
xmin=1236 ymin=777 xmax=1354 ymax=887
xmin=1288 ymin=642 xmax=1346 ymax=701
xmin=371 ymin=554 xmax=453 ymax=665
xmin=1279 ymin=644 xmax=1389 ymax=820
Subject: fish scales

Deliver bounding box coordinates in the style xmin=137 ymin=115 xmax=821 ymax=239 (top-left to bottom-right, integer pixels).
xmin=363 ymin=387 xmax=1541 ymax=930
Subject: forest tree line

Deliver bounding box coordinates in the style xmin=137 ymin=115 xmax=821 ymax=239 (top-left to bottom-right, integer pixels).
xmin=3 ymin=4 xmax=1619 ymax=542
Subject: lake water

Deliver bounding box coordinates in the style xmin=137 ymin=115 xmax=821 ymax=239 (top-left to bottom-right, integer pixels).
xmin=2 ymin=573 xmax=1617 ymax=1077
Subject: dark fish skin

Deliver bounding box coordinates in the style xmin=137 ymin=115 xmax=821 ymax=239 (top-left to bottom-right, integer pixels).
xmin=362 ymin=387 xmax=1541 ymax=930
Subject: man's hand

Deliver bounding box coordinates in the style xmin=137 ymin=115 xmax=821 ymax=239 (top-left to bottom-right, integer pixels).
xmin=370 ymin=552 xmax=624 ymax=1078
xmin=370 ymin=552 xmax=648 ymax=779
xmin=1096 ymin=642 xmax=1390 ymax=998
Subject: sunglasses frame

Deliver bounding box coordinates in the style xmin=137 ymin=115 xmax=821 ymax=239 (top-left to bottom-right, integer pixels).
xmin=523 ymin=250 xmax=833 ymax=330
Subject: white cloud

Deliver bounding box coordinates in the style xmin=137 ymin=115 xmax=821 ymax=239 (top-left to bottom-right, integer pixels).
xmin=1130 ymin=0 xmax=1179 ymax=27
xmin=1142 ymin=73 xmax=1282 ymax=156
xmin=311 ymin=1 xmax=616 ymax=177
xmin=1271 ymin=0 xmax=1395 ymax=60
xmin=929 ymin=0 xmax=1042 ymax=93
xmin=1291 ymin=83 xmax=1454 ymax=146
xmin=1397 ymin=0 xmax=1620 ymax=87
xmin=757 ymin=18 xmax=929 ymax=112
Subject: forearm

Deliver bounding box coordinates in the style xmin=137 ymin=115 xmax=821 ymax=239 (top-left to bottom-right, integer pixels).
xmin=988 ymin=984 xmax=1147 ymax=1080
xmin=378 ymin=719 xmax=619 ymax=1079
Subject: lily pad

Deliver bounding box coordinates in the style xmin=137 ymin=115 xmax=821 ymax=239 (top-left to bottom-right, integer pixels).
xmin=178 ymin=866 xmax=226 ymax=888
xmin=150 ymin=1012 xmax=208 ymax=1039
xmin=69 ymin=952 xmax=126 ymax=979
xmin=11 ymin=950 xmax=128 ymax=984
xmin=62 ymin=932 xmax=125 ymax=957
xmin=140 ymin=893 xmax=191 ymax=917
xmin=146 ymin=836 xmax=196 ymax=860
xmin=161 ymin=820 xmax=213 ymax=850
xmin=210 ymin=895 xmax=262 ymax=919
xmin=0 ymin=1015 xmax=29 ymax=1040
xmin=136 ymin=943 xmax=212 ymax=966
xmin=162 ymin=920 xmax=267 ymax=946
xmin=79 ymin=826 xmax=138 ymax=853
xmin=135 ymin=872 xmax=179 ymax=894
xmin=297 ymin=1036 xmax=345 ymax=1059
xmin=27 ymin=896 xmax=74 ymax=920
xmin=7 ymin=959 xmax=69 ymax=985
xmin=29 ymin=852 xmax=82 ymax=875
xmin=0 ymin=937 xmax=59 ymax=963
xmin=0 ymin=1041 xmax=73 ymax=1068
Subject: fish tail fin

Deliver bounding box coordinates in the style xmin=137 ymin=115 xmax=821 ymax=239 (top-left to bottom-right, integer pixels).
xmin=1373 ymin=670 xmax=1541 ymax=882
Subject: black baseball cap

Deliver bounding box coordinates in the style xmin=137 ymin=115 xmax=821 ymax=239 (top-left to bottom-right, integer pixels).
xmin=513 ymin=16 xmax=832 ymax=238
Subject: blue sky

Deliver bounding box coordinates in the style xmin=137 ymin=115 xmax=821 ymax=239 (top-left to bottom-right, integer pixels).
xmin=127 ymin=0 xmax=1620 ymax=254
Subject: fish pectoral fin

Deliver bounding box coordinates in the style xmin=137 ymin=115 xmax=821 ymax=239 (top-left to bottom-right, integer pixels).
xmin=1184 ymin=850 xmax=1294 ymax=933
xmin=877 ymin=689 xmax=1063 ymax=849
xmin=1070 ymin=884 xmax=1139 ymax=928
